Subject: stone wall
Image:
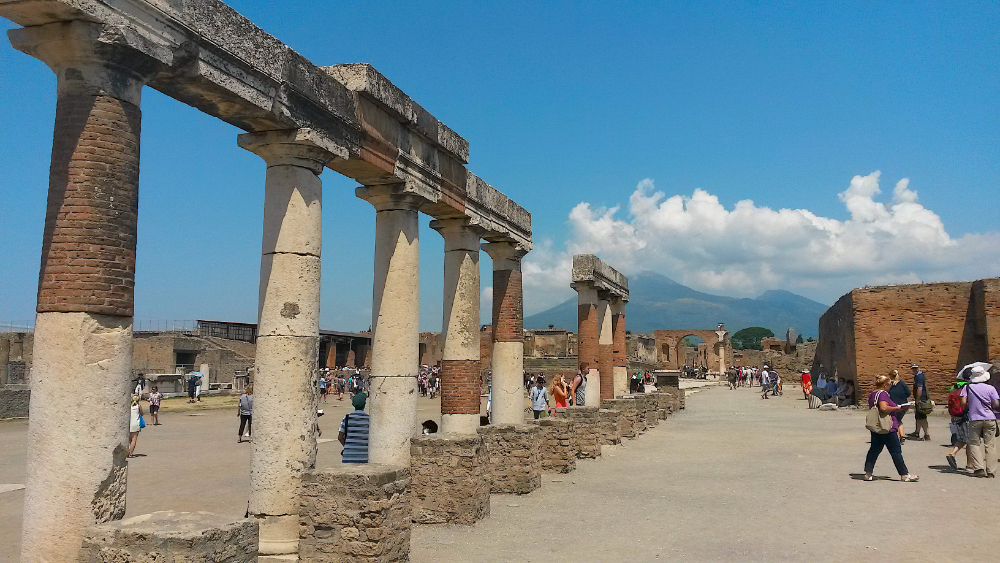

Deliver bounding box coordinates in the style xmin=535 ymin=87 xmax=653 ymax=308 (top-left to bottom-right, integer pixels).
xmin=0 ymin=388 xmax=29 ymax=419
xmin=598 ymin=408 xmax=624 ymax=445
xmin=553 ymin=406 xmax=602 ymax=458
xmin=478 ymin=424 xmax=542 ymax=494
xmin=78 ymin=511 xmax=257 ymax=563
xmin=298 ymin=464 xmax=410 ymax=563
xmin=601 ymin=398 xmax=639 ymax=439
xmin=530 ymin=418 xmax=577 ymax=473
xmin=409 ymin=434 xmax=490 ymax=525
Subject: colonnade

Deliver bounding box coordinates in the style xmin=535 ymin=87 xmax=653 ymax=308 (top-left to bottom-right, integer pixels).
xmin=571 ymin=254 xmax=630 ymax=408
xmin=11 ymin=19 xmax=530 ymax=562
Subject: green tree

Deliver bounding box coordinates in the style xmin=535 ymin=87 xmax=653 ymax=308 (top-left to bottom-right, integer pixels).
xmin=730 ymin=327 xmax=774 ymax=350
xmin=796 ymin=334 xmax=804 ymax=344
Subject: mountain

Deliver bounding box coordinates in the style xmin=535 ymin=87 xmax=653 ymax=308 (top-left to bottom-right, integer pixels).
xmin=524 ymin=271 xmax=829 ymax=337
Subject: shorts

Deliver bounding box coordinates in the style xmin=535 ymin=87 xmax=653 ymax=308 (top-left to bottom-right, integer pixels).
xmin=149 ymin=405 xmax=159 ymax=414
xmin=915 ymin=411 xmax=927 ymax=420
xmin=950 ymin=417 xmax=968 ymax=444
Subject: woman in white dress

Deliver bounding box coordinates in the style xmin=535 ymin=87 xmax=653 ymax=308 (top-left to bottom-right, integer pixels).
xmin=128 ymin=395 xmax=143 ymax=458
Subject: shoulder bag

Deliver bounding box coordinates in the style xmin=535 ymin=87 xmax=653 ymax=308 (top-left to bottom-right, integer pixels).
xmin=865 ymin=391 xmax=893 ymax=434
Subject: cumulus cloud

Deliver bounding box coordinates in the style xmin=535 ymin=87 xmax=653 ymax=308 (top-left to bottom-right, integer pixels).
xmin=522 ymin=171 xmax=1000 ymax=312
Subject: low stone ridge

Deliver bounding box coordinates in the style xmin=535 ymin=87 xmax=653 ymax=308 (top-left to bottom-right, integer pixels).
xmin=477 ymin=424 xmax=542 ymax=495
xmin=530 ymin=418 xmax=577 ymax=473
xmin=0 ymin=388 xmax=29 ymax=419
xmin=78 ymin=511 xmax=257 ymax=563
xmin=299 ymin=464 xmax=411 ymax=563
xmin=410 ymin=434 xmax=490 ymax=525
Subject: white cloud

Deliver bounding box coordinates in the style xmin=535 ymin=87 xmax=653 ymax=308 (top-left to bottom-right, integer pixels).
xmin=522 ymin=171 xmax=1000 ymax=311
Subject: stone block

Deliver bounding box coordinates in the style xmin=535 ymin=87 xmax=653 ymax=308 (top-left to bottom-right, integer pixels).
xmin=529 ymin=418 xmax=577 ymax=473
xmin=553 ymin=406 xmax=602 ymax=458
xmin=410 ymin=434 xmax=490 ymax=525
xmin=598 ymin=408 xmax=624 ymax=445
xmin=298 ymin=464 xmax=410 ymax=563
xmin=78 ymin=511 xmax=257 ymax=563
xmin=478 ymin=424 xmax=542 ymax=494
xmin=0 ymin=388 xmax=29 ymax=419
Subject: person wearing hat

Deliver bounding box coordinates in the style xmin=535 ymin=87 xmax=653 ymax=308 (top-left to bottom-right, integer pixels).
xmin=908 ymin=363 xmax=931 ymax=440
xmin=338 ymin=392 xmax=370 ymax=463
xmin=960 ymin=366 xmax=999 ymax=477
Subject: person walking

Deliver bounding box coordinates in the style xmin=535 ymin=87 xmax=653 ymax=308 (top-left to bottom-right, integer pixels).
xmin=530 ymin=376 xmax=549 ymax=419
xmin=147 ymin=386 xmax=162 ymax=426
xmin=946 ymin=372 xmax=972 ymax=471
xmin=908 ymin=363 xmax=932 ymax=441
xmin=339 ymin=392 xmax=370 ymax=463
xmin=961 ymin=365 xmax=999 ymax=477
xmin=238 ymin=384 xmax=254 ymax=443
xmin=570 ymin=362 xmax=587 ymax=407
xmin=887 ymin=370 xmax=911 ymax=442
xmin=864 ymin=374 xmax=918 ymax=482
xmin=128 ymin=395 xmax=144 ymax=458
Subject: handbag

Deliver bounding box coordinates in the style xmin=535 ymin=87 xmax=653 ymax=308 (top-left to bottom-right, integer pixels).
xmin=139 ymin=415 xmax=146 ymax=429
xmin=865 ymin=391 xmax=893 ymax=434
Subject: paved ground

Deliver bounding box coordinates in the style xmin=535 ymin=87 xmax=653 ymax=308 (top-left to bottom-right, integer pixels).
xmin=4 ymin=381 xmax=993 ymax=563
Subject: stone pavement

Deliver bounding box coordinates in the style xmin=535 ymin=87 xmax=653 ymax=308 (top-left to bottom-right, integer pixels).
xmin=411 ymin=386 xmax=1000 ymax=563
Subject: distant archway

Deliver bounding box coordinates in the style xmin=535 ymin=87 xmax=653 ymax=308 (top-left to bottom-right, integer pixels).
xmin=654 ymin=329 xmax=730 ymax=373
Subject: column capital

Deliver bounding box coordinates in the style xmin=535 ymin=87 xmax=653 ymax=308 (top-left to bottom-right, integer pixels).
xmin=238 ymin=129 xmax=343 ymax=174
xmin=481 ymin=240 xmax=528 ymax=270
xmin=356 ymin=184 xmax=425 ymax=212
xmin=9 ymin=20 xmax=161 ymax=105
xmin=430 ymin=218 xmax=483 ymax=252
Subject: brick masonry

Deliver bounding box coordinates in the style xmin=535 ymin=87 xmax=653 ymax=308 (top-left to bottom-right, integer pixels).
xmin=577 ymin=303 xmax=598 ymax=370
xmin=553 ymin=406 xmax=602 ymax=458
xmin=410 ymin=434 xmax=490 ymax=525
xmin=440 ymin=359 xmax=481 ymax=414
xmin=599 ymin=343 xmax=614 ymax=401
xmin=478 ymin=424 xmax=542 ymax=494
xmin=78 ymin=511 xmax=257 ymax=563
xmin=613 ymin=313 xmax=627 ymax=367
xmin=492 ymin=269 xmax=523 ymax=342
xmin=39 ymin=94 xmax=140 ymax=317
xmin=530 ymin=418 xmax=577 ymax=473
xmin=816 ymin=279 xmax=1000 ymax=404
xmin=298 ymin=464 xmax=411 ymax=563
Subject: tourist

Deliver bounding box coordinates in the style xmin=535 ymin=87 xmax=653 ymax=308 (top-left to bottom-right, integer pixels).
xmin=128 ymin=395 xmax=144 ymax=458
xmin=530 ymin=376 xmax=549 ymax=419
xmin=816 ymin=372 xmax=829 ymax=397
xmin=238 ymin=384 xmax=253 ymax=443
xmin=132 ymin=372 xmax=146 ymax=396
xmin=863 ymin=374 xmax=919 ymax=482
xmin=570 ymin=362 xmax=587 ymax=406
xmin=428 ymin=370 xmax=439 ymax=399
xmin=187 ymin=370 xmax=203 ymax=403
xmin=147 ymin=386 xmax=162 ymax=426
xmin=836 ymin=378 xmax=855 ymax=407
xmin=946 ymin=371 xmax=972 ymax=471
xmin=551 ymin=374 xmax=569 ymax=414
xmin=960 ymin=365 xmax=999 ymax=477
xmin=801 ymin=371 xmax=812 ymax=400
xmin=336 ymin=374 xmax=346 ymax=400
xmin=888 ymin=370 xmax=911 ymax=442
xmin=339 ymin=392 xmax=370 ymax=463
xmin=760 ymin=368 xmax=771 ymax=400
xmin=727 ymin=368 xmax=737 ymax=390
xmin=319 ymin=372 xmax=328 ymax=403
xmin=907 ymin=363 xmax=931 ymax=441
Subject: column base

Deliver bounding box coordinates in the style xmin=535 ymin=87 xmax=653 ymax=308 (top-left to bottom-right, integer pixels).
xmin=299 ymin=464 xmax=410 ymax=563
xmin=410 ymin=434 xmax=490 ymax=525
xmin=258 ymin=515 xmax=298 ymax=555
xmin=79 ymin=511 xmax=257 ymax=563
xmin=441 ymin=413 xmax=481 ymax=435
xmin=478 ymin=424 xmax=542 ymax=494
xmin=529 ymin=419 xmax=576 ymax=473
xmin=553 ymin=406 xmax=602 ymax=458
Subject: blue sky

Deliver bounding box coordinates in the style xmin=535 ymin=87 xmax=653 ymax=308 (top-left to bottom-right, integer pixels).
xmin=2 ymin=1 xmax=998 ymax=332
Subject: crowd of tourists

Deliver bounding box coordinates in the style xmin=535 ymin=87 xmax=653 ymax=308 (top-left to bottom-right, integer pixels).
xmin=725 ymin=365 xmax=787 ymax=399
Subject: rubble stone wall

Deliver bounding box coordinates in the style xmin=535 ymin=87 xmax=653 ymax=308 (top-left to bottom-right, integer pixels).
xmin=478 ymin=424 xmax=542 ymax=494
xmin=553 ymin=406 xmax=602 ymax=458
xmin=530 ymin=418 xmax=577 ymax=473
xmin=410 ymin=434 xmax=490 ymax=525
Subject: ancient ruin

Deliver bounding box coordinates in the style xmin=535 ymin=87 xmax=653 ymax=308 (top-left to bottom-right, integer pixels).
xmin=654 ymin=327 xmax=730 ymax=374
xmin=571 ymin=254 xmax=630 ymax=405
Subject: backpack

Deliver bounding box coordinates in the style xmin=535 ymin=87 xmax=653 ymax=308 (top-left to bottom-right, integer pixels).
xmin=947 ymin=387 xmax=965 ymax=417
xmin=917 ymin=397 xmax=934 ymax=415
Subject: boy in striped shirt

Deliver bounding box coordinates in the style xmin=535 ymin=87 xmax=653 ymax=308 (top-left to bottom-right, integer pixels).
xmin=339 ymin=392 xmax=369 ymax=463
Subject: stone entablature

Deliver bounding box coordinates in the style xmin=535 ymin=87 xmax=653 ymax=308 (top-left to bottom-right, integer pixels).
xmin=571 ymin=254 xmax=629 ymax=300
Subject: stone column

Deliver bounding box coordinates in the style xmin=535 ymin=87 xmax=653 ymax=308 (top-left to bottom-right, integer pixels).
xmin=612 ymin=298 xmax=628 ymax=398
xmin=597 ymin=293 xmax=614 ymax=402
xmin=238 ymin=129 xmax=332 ymax=556
xmin=358 ymin=185 xmax=421 ymax=465
xmin=716 ymin=329 xmax=728 ymax=375
xmin=483 ymin=241 xmax=528 ymax=425
xmin=431 ymin=219 xmax=482 ymax=434
xmin=10 ymin=21 xmax=157 ymax=563
xmin=572 ymin=282 xmax=601 ymax=408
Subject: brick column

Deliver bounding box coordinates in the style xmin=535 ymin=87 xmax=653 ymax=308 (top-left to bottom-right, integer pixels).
xmin=238 ymin=130 xmax=335 ymax=556
xmin=572 ymin=282 xmax=600 ymax=407
xmin=9 ymin=21 xmax=158 ymax=563
xmin=598 ymin=292 xmax=614 ymax=402
xmin=358 ymin=185 xmax=422 ymax=465
xmin=612 ymin=297 xmax=628 ymax=398
xmin=431 ymin=219 xmax=482 ymax=434
xmin=483 ymin=241 xmax=528 ymax=425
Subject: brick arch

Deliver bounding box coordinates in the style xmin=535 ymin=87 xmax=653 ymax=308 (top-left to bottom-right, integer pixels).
xmin=654 ymin=329 xmax=730 ymax=372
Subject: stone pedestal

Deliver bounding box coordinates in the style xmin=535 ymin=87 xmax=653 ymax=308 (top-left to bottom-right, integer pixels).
xmin=478 ymin=424 xmax=542 ymax=494
xmin=79 ymin=511 xmax=257 ymax=563
xmin=531 ymin=419 xmax=577 ymax=473
xmin=298 ymin=464 xmax=410 ymax=563
xmin=554 ymin=406 xmax=602 ymax=458
xmin=410 ymin=434 xmax=490 ymax=525
xmin=602 ymin=398 xmax=641 ymax=439
xmin=629 ymin=394 xmax=650 ymax=433
xmin=640 ymin=393 xmax=660 ymax=428
xmin=598 ymin=409 xmax=624 ymax=445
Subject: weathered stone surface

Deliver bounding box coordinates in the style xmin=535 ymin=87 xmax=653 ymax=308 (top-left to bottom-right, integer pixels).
xmin=410 ymin=434 xmax=489 ymax=525
xmin=299 ymin=464 xmax=410 ymax=563
xmin=79 ymin=511 xmax=257 ymax=563
xmin=529 ymin=418 xmax=577 ymax=474
xmin=478 ymin=424 xmax=542 ymax=494
xmin=554 ymin=406 xmax=602 ymax=458
xmin=571 ymin=254 xmax=628 ymax=300
xmin=0 ymin=388 xmax=29 ymax=419
xmin=601 ymin=398 xmax=640 ymax=439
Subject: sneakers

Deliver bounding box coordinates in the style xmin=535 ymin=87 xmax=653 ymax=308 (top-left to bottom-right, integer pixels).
xmin=973 ymin=469 xmax=987 ymax=477
xmin=947 ymin=454 xmax=958 ymax=470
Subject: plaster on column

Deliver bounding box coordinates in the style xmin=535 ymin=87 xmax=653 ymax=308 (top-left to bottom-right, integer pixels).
xmin=612 ymin=298 xmax=628 ymax=398
xmin=597 ymin=294 xmax=614 ymax=402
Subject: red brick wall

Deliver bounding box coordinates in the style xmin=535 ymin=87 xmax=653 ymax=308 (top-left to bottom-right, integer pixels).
xmin=440 ymin=359 xmax=481 ymax=414
xmin=492 ymin=270 xmax=522 ymax=342
xmin=599 ymin=343 xmax=614 ymax=400
xmin=38 ymin=94 xmax=140 ymax=317
xmin=577 ymin=303 xmax=598 ymax=371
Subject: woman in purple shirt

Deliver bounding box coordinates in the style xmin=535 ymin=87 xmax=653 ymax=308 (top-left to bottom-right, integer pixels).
xmin=960 ymin=365 xmax=999 ymax=477
xmin=864 ymin=374 xmax=919 ymax=482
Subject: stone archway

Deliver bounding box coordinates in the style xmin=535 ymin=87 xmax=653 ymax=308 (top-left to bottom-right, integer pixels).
xmin=654 ymin=328 xmax=730 ymax=373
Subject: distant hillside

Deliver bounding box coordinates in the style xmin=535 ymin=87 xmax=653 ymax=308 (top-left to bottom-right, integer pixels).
xmin=524 ymin=271 xmax=828 ymax=337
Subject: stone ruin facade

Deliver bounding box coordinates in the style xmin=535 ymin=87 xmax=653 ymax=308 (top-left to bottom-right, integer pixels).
xmin=815 ymin=278 xmax=1000 ymax=404
xmin=571 ymin=254 xmax=630 ymax=404
xmin=653 ymin=326 xmax=731 ymax=374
